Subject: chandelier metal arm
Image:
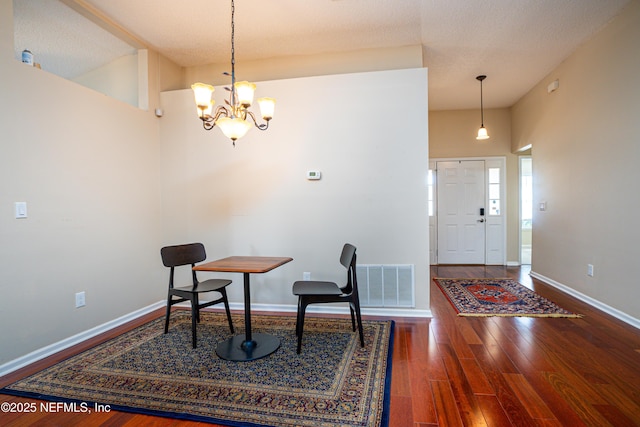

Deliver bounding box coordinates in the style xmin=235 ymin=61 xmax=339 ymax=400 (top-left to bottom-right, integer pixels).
xmin=200 ymin=106 xmax=231 ymax=130
xmin=245 ymin=110 xmax=271 ymax=131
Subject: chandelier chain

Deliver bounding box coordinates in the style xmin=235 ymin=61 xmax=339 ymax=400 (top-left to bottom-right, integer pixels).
xmin=191 ymin=0 xmax=274 ymax=145
xmin=230 ymin=0 xmax=236 ymax=109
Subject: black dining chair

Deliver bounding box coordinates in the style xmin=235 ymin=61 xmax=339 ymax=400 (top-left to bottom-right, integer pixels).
xmin=292 ymin=243 xmax=364 ymax=354
xmin=161 ymin=243 xmax=234 ymax=348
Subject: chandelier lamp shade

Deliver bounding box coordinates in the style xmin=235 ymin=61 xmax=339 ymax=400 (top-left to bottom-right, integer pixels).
xmin=475 ymin=75 xmax=489 ymax=140
xmin=191 ymin=0 xmax=275 ymax=145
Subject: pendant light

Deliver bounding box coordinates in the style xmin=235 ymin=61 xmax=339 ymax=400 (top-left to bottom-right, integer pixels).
xmin=476 ymin=75 xmax=489 ymax=140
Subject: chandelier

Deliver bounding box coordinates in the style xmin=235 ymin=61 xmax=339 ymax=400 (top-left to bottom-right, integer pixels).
xmin=191 ymin=0 xmax=275 ymax=146
xmin=475 ymin=75 xmax=489 ymax=140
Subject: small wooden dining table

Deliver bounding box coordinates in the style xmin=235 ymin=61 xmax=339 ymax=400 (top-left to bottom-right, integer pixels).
xmin=193 ymin=256 xmax=293 ymax=361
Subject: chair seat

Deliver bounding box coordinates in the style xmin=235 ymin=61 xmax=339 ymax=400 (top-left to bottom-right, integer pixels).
xmin=174 ymin=278 xmax=232 ymax=294
xmin=292 ymin=243 xmax=363 ymax=354
xmin=293 ymin=280 xmax=343 ymax=296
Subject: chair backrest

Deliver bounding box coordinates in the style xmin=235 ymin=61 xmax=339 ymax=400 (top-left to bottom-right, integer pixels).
xmin=161 ymin=243 xmax=207 ymax=267
xmin=339 ymin=243 xmax=358 ymax=295
xmin=160 ymin=243 xmax=207 ymax=289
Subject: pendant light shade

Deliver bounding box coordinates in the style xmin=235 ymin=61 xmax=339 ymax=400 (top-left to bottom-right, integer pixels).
xmin=476 ymin=75 xmax=490 ymax=140
xmin=477 ymin=126 xmax=489 ymax=140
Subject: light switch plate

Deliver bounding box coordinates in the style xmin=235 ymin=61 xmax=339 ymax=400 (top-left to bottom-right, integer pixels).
xmin=15 ymin=202 xmax=27 ymax=219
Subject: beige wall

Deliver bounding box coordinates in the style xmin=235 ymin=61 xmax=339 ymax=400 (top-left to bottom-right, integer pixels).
xmin=184 ymin=45 xmax=423 ymax=88
xmin=429 ymin=109 xmax=512 ymax=159
xmin=0 ymin=0 xmax=10 ymax=60
xmin=159 ymin=68 xmax=430 ymax=311
xmin=158 ymin=53 xmax=185 ymax=92
xmin=429 ymin=108 xmax=521 ymax=264
xmin=512 ymin=0 xmax=640 ymax=319
xmin=159 ymin=46 xmax=423 ymax=110
xmin=0 ymin=0 xmax=164 ymax=364
xmin=73 ymin=52 xmax=139 ymax=107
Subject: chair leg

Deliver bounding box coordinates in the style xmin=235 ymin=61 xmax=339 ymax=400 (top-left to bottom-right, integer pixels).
xmin=220 ymin=288 xmax=234 ymax=333
xmin=190 ymin=296 xmax=198 ymax=349
xmin=296 ymin=300 xmax=307 ymax=354
xmin=194 ymin=294 xmax=200 ymax=323
xmin=295 ymin=298 xmax=302 ymax=337
xmin=349 ymin=305 xmax=356 ymax=332
xmin=164 ymin=294 xmax=173 ymax=334
xmin=353 ymin=300 xmax=365 ymax=348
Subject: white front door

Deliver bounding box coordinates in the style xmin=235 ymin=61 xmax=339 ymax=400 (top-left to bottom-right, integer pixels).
xmin=436 ymin=160 xmax=486 ymax=264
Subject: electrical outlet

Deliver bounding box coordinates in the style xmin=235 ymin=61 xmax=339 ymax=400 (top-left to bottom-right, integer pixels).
xmin=303 ymin=272 xmax=311 ymax=281
xmin=75 ymin=291 xmax=86 ymax=308
xmin=587 ymin=264 xmax=594 ymax=277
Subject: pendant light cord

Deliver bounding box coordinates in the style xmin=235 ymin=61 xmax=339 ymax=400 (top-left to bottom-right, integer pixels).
xmin=476 ymin=75 xmax=487 ymax=127
xmin=480 ymin=78 xmax=484 ymax=127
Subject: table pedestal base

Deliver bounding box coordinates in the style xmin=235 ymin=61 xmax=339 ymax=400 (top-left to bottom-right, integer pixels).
xmin=215 ymin=333 xmax=281 ymax=361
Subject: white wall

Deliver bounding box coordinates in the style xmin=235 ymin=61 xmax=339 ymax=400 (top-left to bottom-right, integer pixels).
xmin=0 ymin=0 xmax=163 ymax=364
xmin=512 ymin=0 xmax=640 ymax=320
xmin=159 ymin=68 xmax=431 ymax=311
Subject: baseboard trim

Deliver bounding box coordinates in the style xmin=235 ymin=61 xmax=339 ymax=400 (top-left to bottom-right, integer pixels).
xmin=530 ymin=271 xmax=640 ymax=330
xmin=0 ymin=301 xmax=164 ymax=377
xmin=226 ymin=302 xmax=432 ymax=318
xmin=1 ymin=300 xmax=431 ymax=377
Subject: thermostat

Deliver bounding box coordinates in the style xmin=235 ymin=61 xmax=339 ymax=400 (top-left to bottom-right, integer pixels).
xmin=306 ymin=170 xmax=321 ymax=180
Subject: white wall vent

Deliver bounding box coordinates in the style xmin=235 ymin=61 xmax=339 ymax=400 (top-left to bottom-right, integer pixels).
xmin=356 ymin=264 xmax=415 ymax=308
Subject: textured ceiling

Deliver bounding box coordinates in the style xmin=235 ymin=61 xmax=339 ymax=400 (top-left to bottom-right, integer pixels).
xmin=13 ymin=0 xmax=631 ymax=110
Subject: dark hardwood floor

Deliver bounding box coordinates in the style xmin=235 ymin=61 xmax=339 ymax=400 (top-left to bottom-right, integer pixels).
xmin=1 ymin=265 xmax=639 ymax=426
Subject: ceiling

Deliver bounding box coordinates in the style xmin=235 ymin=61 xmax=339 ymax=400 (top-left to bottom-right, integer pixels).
xmin=13 ymin=0 xmax=630 ymax=110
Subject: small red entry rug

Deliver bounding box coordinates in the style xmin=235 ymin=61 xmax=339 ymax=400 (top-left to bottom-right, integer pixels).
xmin=434 ymin=278 xmax=582 ymax=317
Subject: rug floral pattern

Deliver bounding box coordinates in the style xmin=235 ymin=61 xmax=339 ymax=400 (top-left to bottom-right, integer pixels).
xmin=435 ymin=278 xmax=581 ymax=317
xmin=3 ymin=312 xmax=393 ymax=427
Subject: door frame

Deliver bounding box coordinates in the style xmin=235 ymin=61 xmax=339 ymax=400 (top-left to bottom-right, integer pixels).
xmin=519 ymin=155 xmax=533 ymax=265
xmin=429 ymin=156 xmax=507 ymax=265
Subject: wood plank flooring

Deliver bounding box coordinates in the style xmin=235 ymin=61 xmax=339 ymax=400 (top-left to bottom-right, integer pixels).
xmin=1 ymin=265 xmax=639 ymax=426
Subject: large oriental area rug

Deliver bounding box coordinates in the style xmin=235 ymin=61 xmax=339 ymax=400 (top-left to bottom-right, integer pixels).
xmin=2 ymin=311 xmax=394 ymax=427
xmin=435 ymin=277 xmax=581 ymax=318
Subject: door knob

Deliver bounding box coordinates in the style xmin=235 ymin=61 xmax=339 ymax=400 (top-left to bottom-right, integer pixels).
xmin=477 ymin=218 xmax=485 ymax=223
